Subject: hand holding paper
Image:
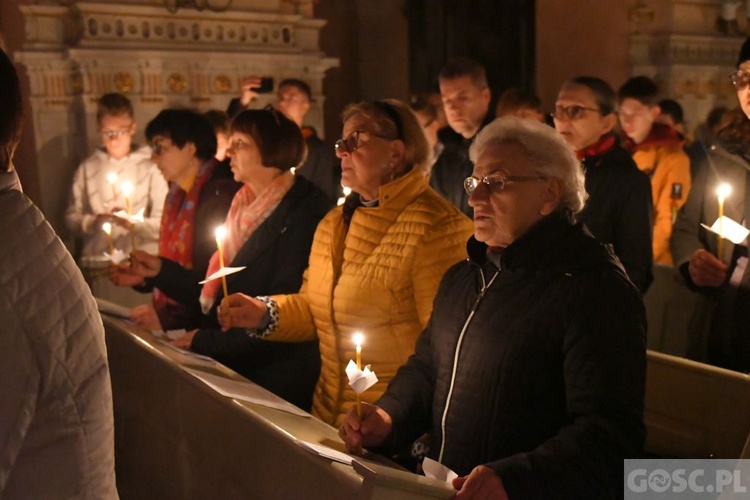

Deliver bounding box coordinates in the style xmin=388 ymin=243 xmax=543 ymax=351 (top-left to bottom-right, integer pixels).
xmin=701 ymin=216 xmax=750 ymax=245
xmin=103 ymin=248 xmax=128 ymax=265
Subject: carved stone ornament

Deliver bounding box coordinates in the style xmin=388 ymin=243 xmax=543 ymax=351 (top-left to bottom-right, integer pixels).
xmin=114 ymin=72 xmax=134 ymax=93
xmin=164 ymin=0 xmax=233 ymax=14
xmin=214 ymin=74 xmax=232 ymax=93
xmin=167 ymin=73 xmax=188 ymax=93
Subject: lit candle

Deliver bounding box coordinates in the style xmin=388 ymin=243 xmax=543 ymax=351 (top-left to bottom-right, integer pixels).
xmin=215 ymin=226 xmax=230 ymax=323
xmin=717 ymin=183 xmax=731 ymax=260
xmin=120 ymin=182 xmax=136 ymax=251
xmin=102 ymin=222 xmax=114 ymax=255
xmin=353 ymin=332 xmax=364 ymax=418
xmin=106 ymin=172 xmax=118 ymax=201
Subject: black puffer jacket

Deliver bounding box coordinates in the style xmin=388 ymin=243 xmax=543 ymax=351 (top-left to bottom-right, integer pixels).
xmin=377 ymin=212 xmax=646 ymax=499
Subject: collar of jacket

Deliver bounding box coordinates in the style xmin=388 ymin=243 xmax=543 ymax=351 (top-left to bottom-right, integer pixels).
xmin=373 ymin=166 xmax=430 ymax=210
xmin=577 ymin=133 xmax=616 ymax=162
xmin=623 ymin=122 xmax=684 ymax=152
xmin=466 ymin=211 xmax=602 ymax=276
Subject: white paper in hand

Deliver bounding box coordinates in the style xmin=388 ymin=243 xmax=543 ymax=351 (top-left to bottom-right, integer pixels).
xmin=198 ymin=266 xmax=247 ymax=284
xmin=701 ymin=216 xmax=750 ymax=245
xmin=103 ymin=249 xmax=128 ymax=264
xmin=113 ymin=207 xmax=145 ymax=224
xmin=422 ymin=457 xmax=458 ymax=483
xmin=345 ymin=359 xmax=378 ymax=394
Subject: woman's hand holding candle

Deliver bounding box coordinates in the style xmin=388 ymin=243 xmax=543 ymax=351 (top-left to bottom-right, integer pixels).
xmin=217 ymin=293 xmax=268 ymax=332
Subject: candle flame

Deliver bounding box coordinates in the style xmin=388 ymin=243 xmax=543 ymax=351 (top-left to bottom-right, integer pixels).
xmin=717 ymin=183 xmax=732 ymax=200
xmin=121 ymin=181 xmax=133 ymax=197
xmin=353 ymin=332 xmax=364 ymax=347
xmin=215 ymin=225 xmax=226 ymax=242
xmin=102 ymin=222 xmax=112 ymax=235
xmin=343 ymin=187 xmax=352 ymax=196
xmin=107 ymin=172 xmax=118 ymax=184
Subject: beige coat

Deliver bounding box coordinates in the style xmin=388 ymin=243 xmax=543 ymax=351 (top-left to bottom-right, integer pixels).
xmin=0 ymin=170 xmax=117 ymax=498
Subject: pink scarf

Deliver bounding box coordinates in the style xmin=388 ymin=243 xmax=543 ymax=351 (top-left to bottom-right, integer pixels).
xmin=199 ymin=171 xmax=295 ymax=313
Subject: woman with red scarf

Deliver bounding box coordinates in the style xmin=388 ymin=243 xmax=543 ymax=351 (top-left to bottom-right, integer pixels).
xmin=553 ymin=76 xmax=654 ymax=293
xmin=119 ymin=108 xmax=333 ymax=411
xmin=111 ymin=109 xmax=239 ymax=329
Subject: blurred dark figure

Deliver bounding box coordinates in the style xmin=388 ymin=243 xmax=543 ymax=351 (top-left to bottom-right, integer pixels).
xmin=0 ymin=48 xmax=117 ymax=498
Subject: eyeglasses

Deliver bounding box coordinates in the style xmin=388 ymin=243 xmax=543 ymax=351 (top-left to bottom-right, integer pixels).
xmin=150 ymin=139 xmax=171 ymax=156
xmin=550 ymin=105 xmax=601 ymax=121
xmin=101 ymin=128 xmax=132 ymax=139
xmin=334 ymin=130 xmax=392 ymax=155
xmin=730 ymin=70 xmax=750 ymax=90
xmin=463 ymin=173 xmax=549 ymax=196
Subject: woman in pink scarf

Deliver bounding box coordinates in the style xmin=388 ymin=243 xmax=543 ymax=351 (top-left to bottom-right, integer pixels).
xmin=124 ymin=108 xmax=333 ymax=411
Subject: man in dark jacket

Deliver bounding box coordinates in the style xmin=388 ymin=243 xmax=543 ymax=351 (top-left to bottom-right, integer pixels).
xmin=554 ymin=76 xmax=654 ymax=293
xmin=340 ymin=117 xmax=647 ymax=499
xmin=430 ymin=58 xmax=493 ymax=218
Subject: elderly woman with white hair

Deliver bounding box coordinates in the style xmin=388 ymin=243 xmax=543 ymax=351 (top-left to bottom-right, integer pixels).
xmin=340 ymin=116 xmax=647 ymax=499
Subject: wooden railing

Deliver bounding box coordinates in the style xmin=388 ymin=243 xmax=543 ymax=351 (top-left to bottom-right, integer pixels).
xmin=103 ymin=314 xmax=454 ymax=499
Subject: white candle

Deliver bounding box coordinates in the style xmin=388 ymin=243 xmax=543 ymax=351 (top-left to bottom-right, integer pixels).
xmin=107 ymin=172 xmax=118 ymax=200
xmin=717 ymin=183 xmax=732 ymax=259
xmin=353 ymin=332 xmax=364 ymax=418
xmin=215 ymin=226 xmax=230 ymax=308
xmin=102 ymin=222 xmax=114 ymax=254
xmin=120 ymin=182 xmax=135 ymax=250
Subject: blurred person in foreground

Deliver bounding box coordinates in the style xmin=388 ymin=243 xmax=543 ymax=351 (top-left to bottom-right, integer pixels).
xmin=217 ymin=99 xmax=473 ymax=426
xmin=0 ymin=48 xmax=117 ymax=498
xmin=339 ymin=116 xmax=646 ymax=499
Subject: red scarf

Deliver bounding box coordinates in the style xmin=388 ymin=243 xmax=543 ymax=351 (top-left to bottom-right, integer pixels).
xmin=153 ymin=159 xmax=218 ymax=326
xmin=576 ymin=133 xmax=616 ymax=161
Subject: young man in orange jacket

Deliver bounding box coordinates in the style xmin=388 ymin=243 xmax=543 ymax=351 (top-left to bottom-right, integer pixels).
xmin=618 ymin=76 xmax=691 ymax=265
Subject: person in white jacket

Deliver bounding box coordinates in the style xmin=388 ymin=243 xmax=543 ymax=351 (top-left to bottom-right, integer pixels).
xmin=65 ymin=93 xmax=167 ymax=258
xmin=0 ymin=48 xmax=118 ymax=499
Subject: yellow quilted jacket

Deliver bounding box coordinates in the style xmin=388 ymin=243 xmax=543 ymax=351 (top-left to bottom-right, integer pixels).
xmin=268 ymin=168 xmax=474 ymax=426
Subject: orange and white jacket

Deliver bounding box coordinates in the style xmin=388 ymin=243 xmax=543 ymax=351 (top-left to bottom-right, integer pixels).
xmin=267 ymin=168 xmax=473 ymax=426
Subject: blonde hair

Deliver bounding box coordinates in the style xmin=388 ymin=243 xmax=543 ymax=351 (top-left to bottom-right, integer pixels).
xmin=341 ymin=99 xmax=431 ymax=176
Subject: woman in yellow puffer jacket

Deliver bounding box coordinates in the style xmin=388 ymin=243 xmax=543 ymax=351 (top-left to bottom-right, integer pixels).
xmin=220 ymin=99 xmax=474 ymax=426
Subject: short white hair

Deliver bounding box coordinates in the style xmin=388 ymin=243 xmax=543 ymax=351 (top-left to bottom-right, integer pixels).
xmin=469 ymin=116 xmax=587 ymax=215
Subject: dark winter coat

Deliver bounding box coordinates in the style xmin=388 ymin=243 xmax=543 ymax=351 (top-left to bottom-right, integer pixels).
xmin=579 ymin=143 xmax=654 ymax=293
xmin=377 ymin=212 xmax=647 ymax=499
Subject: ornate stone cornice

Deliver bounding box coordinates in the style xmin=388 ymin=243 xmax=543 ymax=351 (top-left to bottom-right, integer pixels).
xmin=20 ymin=2 xmax=327 ymax=53
xmin=631 ymin=33 xmax=744 ymax=67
